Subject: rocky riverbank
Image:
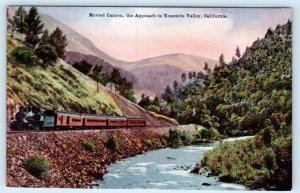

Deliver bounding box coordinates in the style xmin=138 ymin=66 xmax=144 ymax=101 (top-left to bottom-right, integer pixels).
xmin=7 ymin=127 xmax=175 ymax=188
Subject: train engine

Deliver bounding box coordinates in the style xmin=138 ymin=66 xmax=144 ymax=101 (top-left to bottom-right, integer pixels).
xmin=10 ymin=106 xmax=44 ymax=130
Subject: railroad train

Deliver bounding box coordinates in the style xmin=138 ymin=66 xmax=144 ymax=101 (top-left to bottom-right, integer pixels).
xmin=10 ymin=106 xmax=146 ymax=130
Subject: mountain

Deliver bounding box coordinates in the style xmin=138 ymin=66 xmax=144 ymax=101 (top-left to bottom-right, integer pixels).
xmin=122 ymin=54 xmax=217 ymax=95
xmin=65 ymin=51 xmax=138 ymax=85
xmin=124 ymin=53 xmax=217 ymax=72
xmin=39 ymin=13 xmax=130 ymax=67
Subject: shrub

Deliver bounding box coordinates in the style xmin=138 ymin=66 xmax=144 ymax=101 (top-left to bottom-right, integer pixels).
xmin=152 ymin=139 xmax=162 ymax=148
xmin=181 ymin=131 xmax=193 ymax=144
xmin=209 ymin=127 xmax=220 ymax=140
xmin=12 ymin=46 xmax=38 ymax=66
xmin=200 ymin=129 xmax=211 ymax=139
xmin=24 ymin=155 xmax=49 ymax=178
xmin=144 ymin=139 xmax=153 ymax=148
xmin=83 ymin=141 xmax=96 ymax=152
xmin=34 ymin=44 xmax=58 ymax=66
xmin=107 ymin=136 xmax=119 ymax=151
xmin=148 ymin=105 xmax=160 ymax=113
xmin=165 ymin=129 xmax=182 ymax=147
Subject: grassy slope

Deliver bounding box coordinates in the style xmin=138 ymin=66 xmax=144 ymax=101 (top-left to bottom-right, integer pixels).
xmin=7 ymin=35 xmax=121 ymax=116
xmin=6 ymin=34 xmax=177 ymax=128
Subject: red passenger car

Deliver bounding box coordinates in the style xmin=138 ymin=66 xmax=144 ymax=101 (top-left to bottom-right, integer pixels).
xmin=43 ymin=110 xmax=83 ymax=129
xmin=107 ymin=117 xmax=127 ymax=127
xmin=127 ymin=118 xmax=146 ymax=127
xmin=83 ymin=114 xmax=107 ymax=128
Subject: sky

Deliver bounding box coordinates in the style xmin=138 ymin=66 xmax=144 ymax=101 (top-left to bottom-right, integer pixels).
xmin=38 ymin=7 xmax=292 ymax=62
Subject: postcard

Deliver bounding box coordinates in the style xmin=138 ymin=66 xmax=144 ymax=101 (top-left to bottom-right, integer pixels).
xmin=6 ymin=6 xmax=292 ymax=190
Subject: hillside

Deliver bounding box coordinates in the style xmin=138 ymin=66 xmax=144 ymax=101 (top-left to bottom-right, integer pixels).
xmin=133 ymin=64 xmax=184 ymax=95
xmin=65 ymin=51 xmax=138 ymax=87
xmin=124 ymin=53 xmax=217 ymax=95
xmin=6 ymin=32 xmax=177 ymax=130
xmin=188 ymin=21 xmax=291 ymax=190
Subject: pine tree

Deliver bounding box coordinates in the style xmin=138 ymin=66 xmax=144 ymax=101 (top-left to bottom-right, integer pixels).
xmin=204 ymin=62 xmax=211 ymax=74
xmin=181 ymin=73 xmax=186 ymax=83
xmin=40 ymin=29 xmax=49 ymax=45
xmin=162 ymin=85 xmax=173 ymax=103
xmin=110 ymin=68 xmax=122 ymax=85
xmin=49 ymin=27 xmax=68 ymax=59
xmin=192 ymin=71 xmax=196 ymax=79
xmin=188 ymin=71 xmax=193 ymax=80
xmin=197 ymin=71 xmax=205 ymax=79
xmin=152 ymin=95 xmax=160 ymax=106
xmin=219 ymin=53 xmax=226 ymax=66
xmin=173 ymin=81 xmax=178 ymax=91
xmin=236 ymin=46 xmax=241 ymax=58
xmin=25 ymin=7 xmax=44 ymax=47
xmin=13 ymin=6 xmax=28 ymax=34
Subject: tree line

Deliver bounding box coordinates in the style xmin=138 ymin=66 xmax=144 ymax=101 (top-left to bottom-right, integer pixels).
xmin=72 ymin=60 xmax=136 ymax=102
xmin=11 ymin=6 xmax=68 ymax=67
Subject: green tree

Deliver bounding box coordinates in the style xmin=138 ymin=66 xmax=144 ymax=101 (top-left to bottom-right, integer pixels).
xmin=181 ymin=73 xmax=186 ymax=83
xmin=25 ymin=7 xmax=44 ymax=47
xmin=13 ymin=6 xmax=28 ymax=34
xmin=73 ymin=60 xmax=93 ymax=74
xmin=188 ymin=71 xmax=193 ymax=80
xmin=110 ymin=68 xmax=122 ymax=85
xmin=34 ymin=44 xmax=58 ymax=66
xmin=197 ymin=71 xmax=205 ymax=79
xmin=49 ymin=27 xmax=68 ymax=59
xmin=162 ymin=85 xmax=172 ymax=103
xmin=173 ymin=80 xmax=178 ymax=91
xmin=138 ymin=94 xmax=151 ymax=108
xmin=40 ymin=29 xmax=49 ymax=45
xmin=219 ymin=53 xmax=226 ymax=66
xmin=192 ymin=71 xmax=197 ymax=79
xmin=236 ymin=46 xmax=241 ymax=58
xmin=204 ymin=62 xmax=211 ymax=74
xmin=152 ymin=95 xmax=160 ymax=106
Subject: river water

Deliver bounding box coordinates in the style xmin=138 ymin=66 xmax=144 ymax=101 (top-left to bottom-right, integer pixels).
xmin=96 ymin=137 xmax=251 ymax=190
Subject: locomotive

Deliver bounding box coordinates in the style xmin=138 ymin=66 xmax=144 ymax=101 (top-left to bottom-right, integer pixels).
xmin=10 ymin=106 xmax=146 ymax=130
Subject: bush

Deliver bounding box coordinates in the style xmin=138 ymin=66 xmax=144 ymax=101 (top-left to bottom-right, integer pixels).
xmin=83 ymin=141 xmax=96 ymax=152
xmin=181 ymin=131 xmax=193 ymax=144
xmin=34 ymin=44 xmax=58 ymax=66
xmin=165 ymin=129 xmax=182 ymax=147
xmin=107 ymin=137 xmax=119 ymax=151
xmin=144 ymin=139 xmax=153 ymax=148
xmin=12 ymin=46 xmax=38 ymax=66
xmin=200 ymin=129 xmax=211 ymax=139
xmin=24 ymin=155 xmax=49 ymax=178
xmin=148 ymin=105 xmax=160 ymax=113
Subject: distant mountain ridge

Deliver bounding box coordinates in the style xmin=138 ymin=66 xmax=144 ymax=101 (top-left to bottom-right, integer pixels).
xmin=123 ymin=53 xmax=217 ymax=95
xmin=65 ymin=51 xmax=138 ymax=85
xmin=124 ymin=53 xmax=217 ymax=72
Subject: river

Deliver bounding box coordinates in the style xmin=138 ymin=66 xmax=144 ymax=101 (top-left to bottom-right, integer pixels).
xmin=96 ymin=137 xmax=252 ymax=190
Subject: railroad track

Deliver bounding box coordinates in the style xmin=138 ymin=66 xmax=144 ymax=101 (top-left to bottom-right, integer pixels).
xmin=7 ymin=126 xmax=173 ymax=135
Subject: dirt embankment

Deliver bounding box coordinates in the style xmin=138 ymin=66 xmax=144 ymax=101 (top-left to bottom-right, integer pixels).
xmin=7 ymin=127 xmax=173 ymax=188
